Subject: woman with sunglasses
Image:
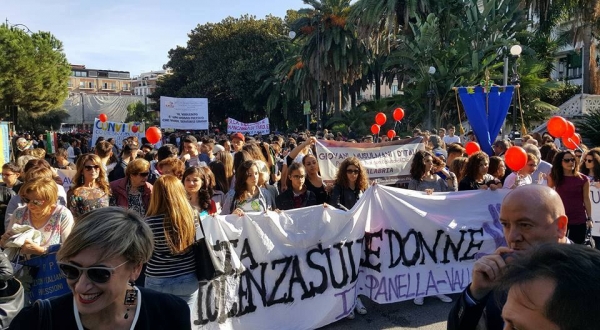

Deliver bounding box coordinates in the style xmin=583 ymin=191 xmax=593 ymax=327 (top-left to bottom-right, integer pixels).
xmin=221 ymin=160 xmax=275 ymax=216
xmin=1 ymin=177 xmax=73 ymax=255
xmin=548 ymin=150 xmax=593 ymax=244
xmin=329 ymin=157 xmax=368 ymax=212
xmin=276 ymin=162 xmax=317 ymax=210
xmin=145 ymin=175 xmax=198 ymax=318
xmin=580 ymin=148 xmax=600 ymax=188
xmin=67 ymin=154 xmax=111 ymax=219
xmin=407 ymin=151 xmax=457 ymax=194
xmin=9 ymin=207 xmax=190 ymax=329
xmin=109 ymin=158 xmax=153 ymax=217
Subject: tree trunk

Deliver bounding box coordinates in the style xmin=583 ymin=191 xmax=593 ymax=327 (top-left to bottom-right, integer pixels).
xmin=333 ymin=82 xmax=342 ymax=117
xmin=375 ymin=74 xmax=381 ymax=101
xmin=582 ymin=25 xmax=592 ymax=94
xmin=350 ymin=82 xmax=357 ymax=109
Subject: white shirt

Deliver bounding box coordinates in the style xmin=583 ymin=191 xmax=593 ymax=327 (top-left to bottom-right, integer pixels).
xmin=443 ymin=135 xmax=461 ymax=145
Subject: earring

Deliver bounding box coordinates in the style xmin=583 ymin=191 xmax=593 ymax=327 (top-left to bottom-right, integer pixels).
xmin=123 ymin=281 xmax=137 ymax=320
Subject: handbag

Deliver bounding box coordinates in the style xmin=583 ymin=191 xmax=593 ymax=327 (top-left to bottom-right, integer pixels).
xmin=584 ymin=228 xmax=596 ymax=249
xmin=192 ymin=213 xmax=224 ymax=282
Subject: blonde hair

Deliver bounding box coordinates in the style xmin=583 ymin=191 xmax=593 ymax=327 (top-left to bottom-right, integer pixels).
xmin=57 ymin=207 xmax=153 ymax=265
xmin=146 ymin=175 xmax=195 ymax=254
xmin=71 ymin=154 xmax=111 ymax=196
xmin=22 ymin=166 xmax=57 ymax=183
xmin=19 ymin=177 xmax=59 ymax=205
xmin=31 ymin=148 xmax=46 ymax=159
xmin=125 ymin=158 xmax=150 ymax=177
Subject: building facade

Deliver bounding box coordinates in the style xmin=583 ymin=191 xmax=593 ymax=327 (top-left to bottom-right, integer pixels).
xmin=131 ymin=70 xmax=169 ymax=96
xmin=68 ymin=64 xmax=133 ymax=95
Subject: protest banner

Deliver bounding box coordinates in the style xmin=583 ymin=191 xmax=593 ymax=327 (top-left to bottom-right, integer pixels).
xmin=91 ymin=119 xmax=145 ymax=148
xmin=226 ymin=118 xmax=270 ymax=135
xmin=56 ymin=169 xmax=76 ymax=192
xmin=22 ymin=244 xmax=69 ymax=302
xmin=160 ymin=96 xmax=209 ymax=130
xmin=589 ymin=186 xmax=600 ymax=236
xmin=195 ymin=186 xmax=506 ymax=330
xmin=315 ymin=139 xmax=425 ymax=184
xmin=0 ymin=122 xmax=9 ymax=166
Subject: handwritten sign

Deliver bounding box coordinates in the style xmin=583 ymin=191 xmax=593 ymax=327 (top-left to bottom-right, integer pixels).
xmin=194 ymin=186 xmax=505 ymax=329
xmin=590 ymin=186 xmax=600 ymax=237
xmin=160 ymin=96 xmax=209 ymax=130
xmin=56 ymin=169 xmax=76 ymax=192
xmin=226 ymin=118 xmax=270 ymax=135
xmin=91 ymin=119 xmax=145 ymax=148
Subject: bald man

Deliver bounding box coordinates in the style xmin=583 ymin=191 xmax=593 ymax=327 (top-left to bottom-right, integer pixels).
xmin=447 ymin=184 xmax=569 ymax=330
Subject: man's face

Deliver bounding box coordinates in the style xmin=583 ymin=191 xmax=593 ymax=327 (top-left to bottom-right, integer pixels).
xmin=502 ymin=278 xmax=559 ymax=330
xmin=1 ymin=169 xmax=19 ymax=186
xmin=448 ymin=128 xmax=455 ymax=136
xmin=231 ymin=138 xmax=244 ymax=152
xmin=499 ymin=196 xmax=565 ymax=250
xmin=200 ymin=143 xmax=211 ymax=155
xmin=183 ymin=142 xmax=197 ymax=155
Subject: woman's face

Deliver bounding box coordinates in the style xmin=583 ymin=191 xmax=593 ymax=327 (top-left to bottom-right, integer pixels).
xmin=524 ymin=160 xmax=538 ymax=175
xmin=22 ymin=191 xmax=52 ymax=214
xmin=423 ymin=156 xmax=434 ymax=174
xmin=1 ymin=169 xmax=19 ymax=187
xmin=83 ymin=160 xmax=100 ymax=182
xmin=128 ymin=169 xmax=149 ymax=188
xmin=303 ymin=155 xmax=319 ymax=174
xmin=561 ymin=153 xmax=576 ymax=172
xmin=479 ymin=159 xmax=490 ymax=176
xmin=346 ymin=164 xmax=360 ymax=184
xmin=495 ymin=160 xmax=506 ymax=178
xmin=64 ymin=247 xmax=141 ymax=317
xmin=184 ymin=174 xmax=202 ymax=194
xmin=289 ymin=168 xmax=306 ymax=191
xmin=584 ymin=154 xmax=596 ymax=170
xmin=245 ymin=165 xmax=259 ymax=188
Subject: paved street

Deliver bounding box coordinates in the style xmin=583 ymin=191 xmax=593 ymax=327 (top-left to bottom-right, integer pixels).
xmin=320 ymin=294 xmax=458 ymax=330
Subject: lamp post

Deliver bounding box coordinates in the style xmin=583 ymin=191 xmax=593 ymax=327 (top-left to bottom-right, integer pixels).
xmin=509 ymin=45 xmax=522 ymax=139
xmin=426 ymin=66 xmax=436 ymax=130
xmin=80 ymin=92 xmax=84 ymax=130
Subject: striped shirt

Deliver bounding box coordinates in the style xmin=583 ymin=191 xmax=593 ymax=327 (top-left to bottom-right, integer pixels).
xmin=145 ymin=214 xmax=196 ymax=278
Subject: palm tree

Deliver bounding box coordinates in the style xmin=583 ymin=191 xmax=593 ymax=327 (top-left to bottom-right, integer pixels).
xmin=291 ymin=0 xmax=368 ymax=118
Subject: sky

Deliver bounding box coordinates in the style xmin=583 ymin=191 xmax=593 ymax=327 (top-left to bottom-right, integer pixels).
xmin=4 ymin=0 xmax=307 ymax=76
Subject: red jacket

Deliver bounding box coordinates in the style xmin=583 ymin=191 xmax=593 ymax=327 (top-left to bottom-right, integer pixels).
xmin=109 ymin=178 xmax=153 ymax=211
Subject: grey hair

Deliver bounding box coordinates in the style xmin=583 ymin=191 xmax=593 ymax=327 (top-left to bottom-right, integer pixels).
xmin=522 ymin=144 xmax=542 ymax=160
xmin=57 ymin=207 xmax=154 ymax=265
xmin=429 ymin=135 xmax=445 ymax=149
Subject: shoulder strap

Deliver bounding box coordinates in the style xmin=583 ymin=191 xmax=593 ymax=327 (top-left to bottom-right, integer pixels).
xmin=36 ymin=299 xmax=53 ymax=330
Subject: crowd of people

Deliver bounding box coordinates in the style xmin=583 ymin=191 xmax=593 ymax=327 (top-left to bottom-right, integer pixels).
xmin=0 ymin=124 xmax=599 ymax=329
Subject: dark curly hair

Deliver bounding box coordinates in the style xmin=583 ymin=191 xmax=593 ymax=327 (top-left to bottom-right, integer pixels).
xmin=463 ymin=152 xmax=489 ymax=181
xmin=580 ymin=148 xmax=600 ymax=182
xmin=182 ymin=166 xmax=214 ymax=212
xmin=334 ymin=157 xmax=368 ymax=191
xmin=550 ymin=150 xmax=580 ymax=187
xmin=410 ymin=150 xmax=433 ymax=180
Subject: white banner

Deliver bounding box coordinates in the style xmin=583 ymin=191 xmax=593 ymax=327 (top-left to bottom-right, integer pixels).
xmin=56 ymin=169 xmax=76 ymax=192
xmin=91 ymin=119 xmax=145 ymax=148
xmin=589 ymin=186 xmax=600 ymax=236
xmin=160 ymin=96 xmax=209 ymax=130
xmin=196 ymin=186 xmax=506 ymax=329
xmin=226 ymin=118 xmax=270 ymax=135
xmin=315 ymin=139 xmax=425 ymax=184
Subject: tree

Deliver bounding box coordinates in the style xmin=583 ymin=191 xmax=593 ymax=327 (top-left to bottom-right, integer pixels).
xmin=125 ymin=101 xmax=156 ymax=124
xmin=577 ymin=108 xmax=600 ymax=147
xmin=0 ymin=25 xmax=71 ymax=124
xmin=152 ymin=15 xmax=298 ymax=128
xmin=17 ymin=108 xmax=70 ymax=133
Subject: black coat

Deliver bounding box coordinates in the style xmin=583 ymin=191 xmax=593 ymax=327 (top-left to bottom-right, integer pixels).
xmin=276 ymin=188 xmax=317 ymax=210
xmin=447 ymin=284 xmax=503 ymax=330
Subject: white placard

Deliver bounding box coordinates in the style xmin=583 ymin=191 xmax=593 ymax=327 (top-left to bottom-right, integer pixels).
xmin=226 ymin=118 xmax=270 ymax=135
xmin=160 ymin=96 xmax=209 ymax=130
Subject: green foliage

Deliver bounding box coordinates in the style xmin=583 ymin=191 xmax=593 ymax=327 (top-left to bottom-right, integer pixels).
xmin=577 ymin=109 xmax=600 ymax=147
xmin=17 ymin=108 xmax=70 ymax=132
xmin=0 ymin=25 xmax=71 ymax=119
xmin=152 ymin=15 xmax=303 ymax=129
xmin=542 ymin=82 xmax=581 ymax=106
xmin=126 ymin=101 xmax=156 ymax=124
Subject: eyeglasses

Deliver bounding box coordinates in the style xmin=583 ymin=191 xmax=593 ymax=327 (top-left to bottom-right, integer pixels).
xmin=347 ymin=169 xmax=360 ymax=174
xmin=291 ymin=175 xmax=304 ymax=179
xmin=563 ymin=158 xmax=576 ymax=163
xmin=21 ymin=197 xmax=46 ymax=206
xmin=586 ymin=159 xmax=594 ymax=163
xmin=134 ymin=172 xmax=149 ymax=177
xmin=1 ymin=172 xmax=16 ymax=177
xmin=84 ymin=165 xmax=100 ymax=171
xmin=58 ymin=261 xmax=128 ymax=283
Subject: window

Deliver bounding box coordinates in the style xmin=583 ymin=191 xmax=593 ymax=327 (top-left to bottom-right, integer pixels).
xmin=111 ymin=83 xmax=116 ymax=90
xmin=88 ymin=82 xmax=93 ymax=89
xmin=123 ymin=84 xmax=129 ymax=91
xmin=88 ymin=71 xmax=98 ymax=78
xmin=79 ymin=81 xmax=84 ymax=88
xmin=103 ymin=82 xmax=108 ymax=89
xmin=391 ymin=85 xmax=399 ymax=95
xmin=67 ymin=82 xmax=73 ymax=87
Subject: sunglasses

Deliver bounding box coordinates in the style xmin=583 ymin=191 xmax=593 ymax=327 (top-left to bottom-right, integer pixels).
xmin=563 ymin=158 xmax=576 ymax=163
xmin=291 ymin=175 xmax=304 ymax=179
xmin=134 ymin=172 xmax=149 ymax=177
xmin=84 ymin=165 xmax=100 ymax=171
xmin=58 ymin=261 xmax=128 ymax=284
xmin=586 ymin=159 xmax=594 ymax=163
xmin=347 ymin=169 xmax=360 ymax=174
xmin=21 ymin=197 xmax=45 ymax=206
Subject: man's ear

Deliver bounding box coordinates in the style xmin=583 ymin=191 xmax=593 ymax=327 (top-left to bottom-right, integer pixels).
xmin=557 ymin=215 xmax=568 ymax=238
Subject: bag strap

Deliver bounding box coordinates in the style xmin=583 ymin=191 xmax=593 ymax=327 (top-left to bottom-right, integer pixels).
xmin=36 ymin=299 xmax=52 ymax=330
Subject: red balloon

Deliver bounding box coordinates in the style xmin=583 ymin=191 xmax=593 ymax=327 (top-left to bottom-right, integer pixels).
xmin=562 ymin=134 xmax=580 ymax=150
xmin=505 ymin=146 xmax=528 ymax=171
xmin=131 ymin=126 xmax=139 ymax=133
xmin=393 ymin=108 xmax=405 ymax=121
xmin=547 ymin=116 xmax=567 ymax=138
xmin=387 ymin=130 xmax=396 ymax=139
xmin=375 ymin=112 xmax=387 ymax=126
xmin=145 ymin=126 xmax=162 ymax=144
xmin=370 ymin=124 xmax=380 ymax=135
xmin=562 ymin=121 xmax=575 ymax=138
xmin=465 ymin=141 xmax=481 ymax=156
xmin=99 ymin=113 xmax=108 ymax=123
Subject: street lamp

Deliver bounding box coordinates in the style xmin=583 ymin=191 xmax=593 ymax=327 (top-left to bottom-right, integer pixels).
xmin=509 ymin=45 xmax=522 ymax=139
xmin=80 ymin=92 xmax=84 ymax=130
xmin=427 ymin=66 xmax=436 ymax=130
